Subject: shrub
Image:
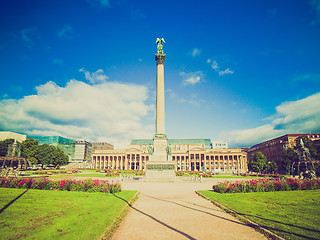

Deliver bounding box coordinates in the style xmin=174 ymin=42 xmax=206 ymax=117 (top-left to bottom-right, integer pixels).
xmin=0 ymin=177 xmax=121 ymax=193
xmin=212 ymin=178 xmax=320 ymax=193
xmin=213 ymin=183 xmax=227 ymax=193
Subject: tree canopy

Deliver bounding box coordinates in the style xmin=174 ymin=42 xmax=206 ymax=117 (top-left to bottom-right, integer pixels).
xmin=21 ymin=138 xmax=69 ymax=167
xmin=267 ymin=160 xmax=278 ymax=173
xmin=248 ymin=152 xmax=267 ymax=173
xmin=0 ymin=138 xmax=15 ymax=157
xmin=282 ymin=148 xmax=299 ymax=174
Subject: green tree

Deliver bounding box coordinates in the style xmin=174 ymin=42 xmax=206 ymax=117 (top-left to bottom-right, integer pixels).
xmin=0 ymin=139 xmax=14 ymax=156
xmin=248 ymin=152 xmax=267 ymax=173
xmin=35 ymin=144 xmax=55 ymax=167
xmin=267 ymin=161 xmax=278 ymax=173
xmin=314 ymin=140 xmax=320 ymax=160
xmin=21 ymin=138 xmax=39 ymax=165
xmin=35 ymin=144 xmax=69 ymax=167
xmin=21 ymin=139 xmax=69 ymax=167
xmin=282 ymin=148 xmax=299 ymax=174
xmin=54 ymin=148 xmax=69 ymax=166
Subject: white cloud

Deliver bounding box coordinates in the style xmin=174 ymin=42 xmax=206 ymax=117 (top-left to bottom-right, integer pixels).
xmin=191 ymin=48 xmax=201 ymax=57
xmin=58 ymin=25 xmax=73 ymax=39
xmin=207 ymin=59 xmax=219 ymax=70
xmin=180 ymin=98 xmax=205 ymax=107
xmin=219 ymin=68 xmax=234 ymax=76
xmin=0 ymin=78 xmax=154 ymax=145
xmin=207 ymin=58 xmax=234 ymax=76
xmin=179 ymin=71 xmax=203 ymax=85
xmin=166 ymin=89 xmax=175 ymax=99
xmin=222 ymin=92 xmax=320 ymax=147
xmin=79 ymin=68 xmax=109 ymax=84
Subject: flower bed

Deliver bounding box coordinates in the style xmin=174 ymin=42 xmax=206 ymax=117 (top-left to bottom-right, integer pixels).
xmin=240 ymin=173 xmax=285 ymax=178
xmin=0 ymin=177 xmax=121 ymax=193
xmin=199 ymin=172 xmax=215 ymax=178
xmin=213 ymin=178 xmax=320 ymax=193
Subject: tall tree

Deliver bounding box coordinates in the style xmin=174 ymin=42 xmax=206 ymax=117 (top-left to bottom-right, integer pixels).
xmin=21 ymin=139 xmax=69 ymax=167
xmin=248 ymin=152 xmax=267 ymax=173
xmin=21 ymin=138 xmax=39 ymax=165
xmin=35 ymin=144 xmax=56 ymax=167
xmin=0 ymin=139 xmax=14 ymax=156
xmin=54 ymin=148 xmax=69 ymax=166
xmin=282 ymin=148 xmax=299 ymax=174
xmin=267 ymin=161 xmax=278 ymax=174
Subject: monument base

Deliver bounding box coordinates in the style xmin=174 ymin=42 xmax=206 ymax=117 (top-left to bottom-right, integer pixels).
xmin=145 ymin=161 xmax=176 ymax=182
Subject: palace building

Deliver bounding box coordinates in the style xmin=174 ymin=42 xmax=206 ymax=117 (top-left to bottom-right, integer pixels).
xmin=92 ymin=138 xmax=248 ymax=172
xmin=247 ymin=133 xmax=320 ymax=173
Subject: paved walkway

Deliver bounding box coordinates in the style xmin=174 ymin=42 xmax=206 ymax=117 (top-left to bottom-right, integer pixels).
xmin=110 ymin=179 xmax=267 ymax=240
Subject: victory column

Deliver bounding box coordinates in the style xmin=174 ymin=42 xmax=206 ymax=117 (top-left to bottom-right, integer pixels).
xmin=145 ymin=38 xmax=175 ymax=182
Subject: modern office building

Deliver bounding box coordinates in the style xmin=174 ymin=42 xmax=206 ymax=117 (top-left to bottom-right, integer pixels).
xmin=92 ymin=138 xmax=247 ymax=172
xmin=74 ymin=140 xmax=92 ymax=162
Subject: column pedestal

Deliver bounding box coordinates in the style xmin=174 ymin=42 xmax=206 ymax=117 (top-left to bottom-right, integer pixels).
xmin=145 ymin=161 xmax=176 ymax=182
xmin=146 ymin=136 xmax=175 ymax=182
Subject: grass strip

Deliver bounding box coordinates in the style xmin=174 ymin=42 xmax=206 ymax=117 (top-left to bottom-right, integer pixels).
xmin=100 ymin=191 xmax=140 ymax=240
xmin=0 ymin=188 xmax=137 ymax=240
xmin=198 ymin=190 xmax=320 ymax=240
xmin=73 ymin=173 xmax=110 ymax=178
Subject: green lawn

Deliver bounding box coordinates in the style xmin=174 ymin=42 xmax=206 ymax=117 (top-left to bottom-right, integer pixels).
xmin=199 ymin=190 xmax=320 ymax=240
xmin=0 ymin=188 xmax=137 ymax=240
xmin=73 ymin=173 xmax=110 ymax=178
xmin=209 ymin=175 xmax=259 ymax=179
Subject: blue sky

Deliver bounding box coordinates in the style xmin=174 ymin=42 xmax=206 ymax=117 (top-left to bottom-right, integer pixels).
xmin=0 ymin=0 xmax=320 ymax=147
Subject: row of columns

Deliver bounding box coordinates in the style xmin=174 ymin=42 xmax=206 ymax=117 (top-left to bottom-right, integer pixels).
xmin=92 ymin=153 xmax=247 ymax=172
xmin=173 ymin=154 xmax=247 ymax=172
xmin=92 ymin=154 xmax=149 ymax=170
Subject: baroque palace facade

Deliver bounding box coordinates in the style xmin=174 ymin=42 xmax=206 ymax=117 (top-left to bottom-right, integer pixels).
xmin=92 ymin=139 xmax=248 ymax=172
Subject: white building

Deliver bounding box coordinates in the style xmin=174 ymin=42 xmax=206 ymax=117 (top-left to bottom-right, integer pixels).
xmin=0 ymin=131 xmax=26 ymax=142
xmin=92 ymin=138 xmax=247 ymax=173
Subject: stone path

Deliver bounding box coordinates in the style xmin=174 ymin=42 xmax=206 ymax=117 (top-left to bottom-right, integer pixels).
xmin=110 ymin=179 xmax=267 ymax=240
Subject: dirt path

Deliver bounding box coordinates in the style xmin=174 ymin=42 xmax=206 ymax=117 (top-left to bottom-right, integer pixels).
xmin=110 ymin=179 xmax=267 ymax=240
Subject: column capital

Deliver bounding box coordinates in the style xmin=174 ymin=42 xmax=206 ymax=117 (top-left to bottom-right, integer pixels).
xmin=155 ymin=54 xmax=166 ymax=64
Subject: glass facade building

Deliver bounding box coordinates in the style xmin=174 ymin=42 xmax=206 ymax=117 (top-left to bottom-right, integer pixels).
xmin=28 ymin=136 xmax=76 ymax=161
